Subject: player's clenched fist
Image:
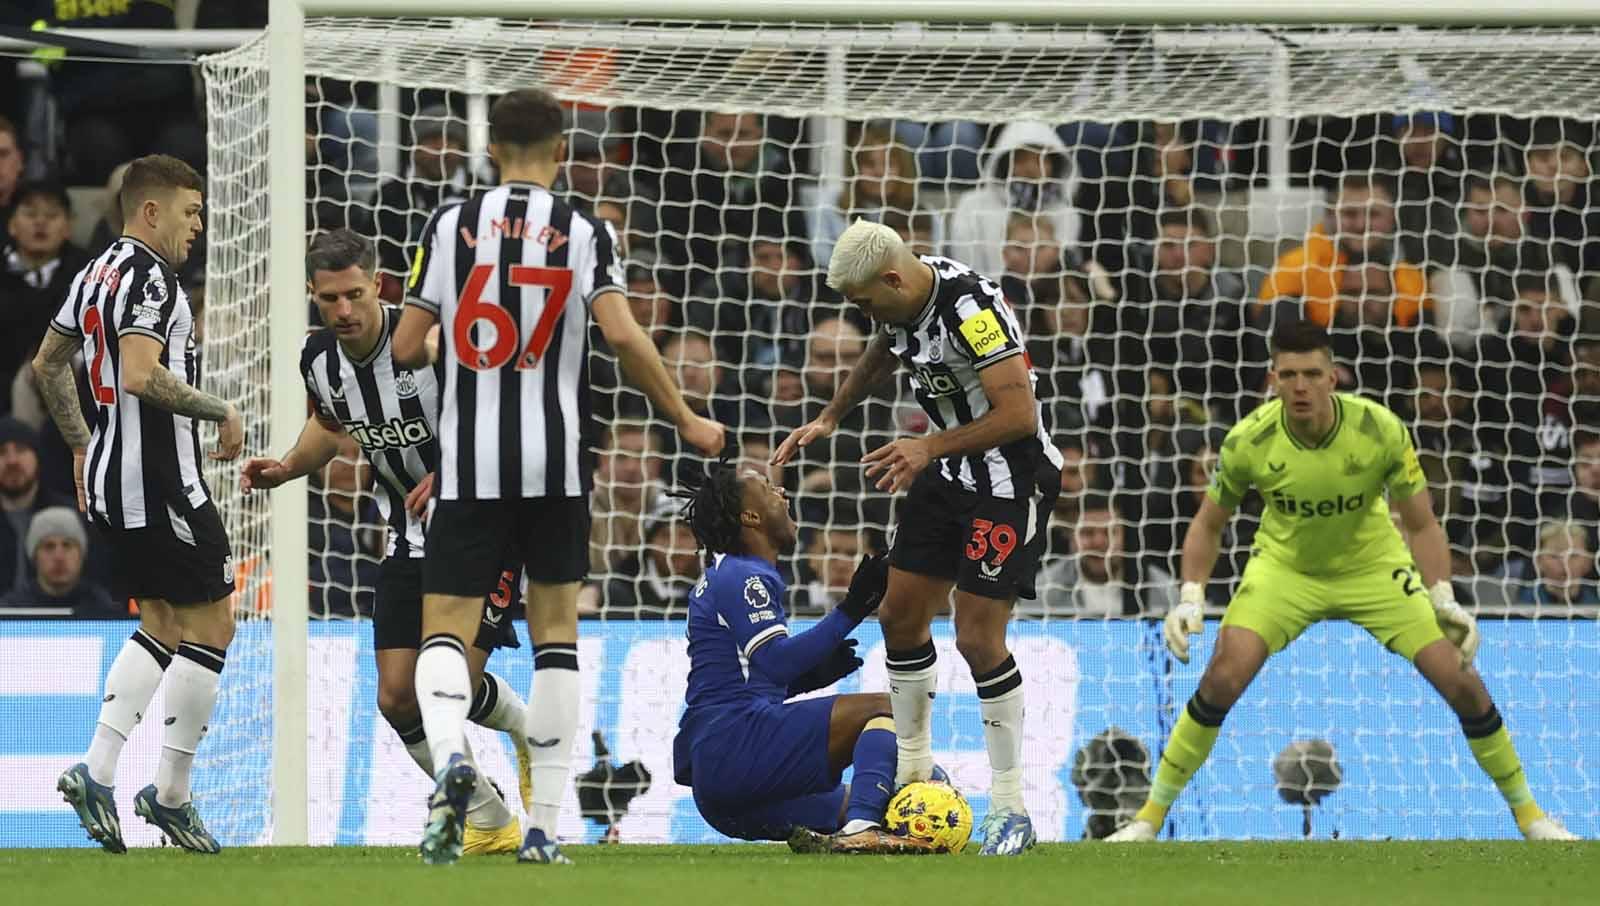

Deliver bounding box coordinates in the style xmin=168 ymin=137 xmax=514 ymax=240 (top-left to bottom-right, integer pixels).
xmin=1163 ymin=582 xmax=1206 ymax=664
xmin=771 ymin=414 xmax=837 ymax=466
xmin=681 ymin=415 xmax=727 ymax=457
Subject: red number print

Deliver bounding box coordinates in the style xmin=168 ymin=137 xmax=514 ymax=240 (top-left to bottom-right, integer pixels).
xmin=451 ymin=263 xmax=575 ymax=372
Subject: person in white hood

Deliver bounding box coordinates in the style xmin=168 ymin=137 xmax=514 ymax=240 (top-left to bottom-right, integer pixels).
xmin=945 ymin=121 xmax=1080 ymax=279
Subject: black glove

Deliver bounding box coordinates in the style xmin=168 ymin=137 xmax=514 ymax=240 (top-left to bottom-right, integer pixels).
xmin=787 ymin=639 xmax=862 ymax=698
xmin=836 ymin=553 xmax=890 ymax=622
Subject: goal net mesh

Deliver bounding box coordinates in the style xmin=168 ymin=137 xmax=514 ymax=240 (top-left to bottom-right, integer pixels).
xmin=200 ymin=19 xmax=1600 ymax=843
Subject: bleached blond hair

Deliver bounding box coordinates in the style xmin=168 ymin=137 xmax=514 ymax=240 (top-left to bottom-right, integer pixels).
xmin=1537 ymin=520 xmax=1588 ymax=556
xmin=827 ymin=217 xmax=906 ymax=292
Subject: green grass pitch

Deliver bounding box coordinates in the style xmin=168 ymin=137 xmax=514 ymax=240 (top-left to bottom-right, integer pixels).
xmin=3 ymin=842 xmax=1596 ymax=906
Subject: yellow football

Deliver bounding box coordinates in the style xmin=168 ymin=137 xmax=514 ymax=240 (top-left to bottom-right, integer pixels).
xmin=883 ymin=781 xmax=973 ymax=853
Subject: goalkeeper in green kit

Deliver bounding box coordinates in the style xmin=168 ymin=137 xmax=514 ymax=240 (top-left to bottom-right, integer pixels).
xmin=1109 ymin=321 xmax=1576 ymax=842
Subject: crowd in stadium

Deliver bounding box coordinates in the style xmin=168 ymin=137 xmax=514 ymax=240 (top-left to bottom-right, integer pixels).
xmin=0 ymin=6 xmax=1597 ymax=621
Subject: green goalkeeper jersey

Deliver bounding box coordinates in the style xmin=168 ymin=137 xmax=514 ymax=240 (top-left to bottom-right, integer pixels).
xmin=1207 ymin=393 xmax=1428 ymax=577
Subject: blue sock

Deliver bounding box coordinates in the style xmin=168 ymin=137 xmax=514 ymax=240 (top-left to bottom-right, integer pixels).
xmin=844 ymin=718 xmax=898 ymax=827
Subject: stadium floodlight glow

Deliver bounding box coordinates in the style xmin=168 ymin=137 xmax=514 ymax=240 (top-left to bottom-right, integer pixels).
xmin=200 ymin=0 xmax=1600 ymax=847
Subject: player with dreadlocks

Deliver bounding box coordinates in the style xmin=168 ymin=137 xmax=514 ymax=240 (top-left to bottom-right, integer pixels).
xmin=671 ymin=463 xmax=935 ymax=853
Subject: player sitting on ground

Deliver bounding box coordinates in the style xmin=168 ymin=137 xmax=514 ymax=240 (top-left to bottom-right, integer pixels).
xmin=241 ymin=229 xmax=530 ymax=854
xmin=672 ymin=464 xmax=934 ymax=854
xmin=773 ymin=219 xmax=1063 ymax=855
xmin=1109 ymin=319 xmax=1577 ymax=843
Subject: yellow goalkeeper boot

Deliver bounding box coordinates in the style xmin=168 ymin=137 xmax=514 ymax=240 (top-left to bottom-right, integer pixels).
xmin=463 ymin=818 xmax=522 ymax=856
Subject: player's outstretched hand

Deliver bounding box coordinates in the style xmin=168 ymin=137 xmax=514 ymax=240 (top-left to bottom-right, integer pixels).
xmin=862 ymin=437 xmax=931 ymax=494
xmin=772 ymin=414 xmax=837 ymax=466
xmin=405 ymin=472 xmax=434 ymax=517
xmin=212 ymin=403 xmax=244 ymax=462
xmin=1163 ymin=582 xmax=1206 ymax=664
xmin=681 ymin=415 xmax=727 ymax=457
xmin=240 ymin=457 xmax=291 ymax=493
xmin=837 ymin=553 xmax=890 ymax=622
xmin=1429 ymin=581 xmax=1479 ymax=668
xmin=787 ymin=639 xmax=862 ymax=697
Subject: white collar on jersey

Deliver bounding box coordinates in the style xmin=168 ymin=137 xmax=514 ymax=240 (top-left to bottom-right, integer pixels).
xmin=118 ymin=235 xmax=171 ymax=268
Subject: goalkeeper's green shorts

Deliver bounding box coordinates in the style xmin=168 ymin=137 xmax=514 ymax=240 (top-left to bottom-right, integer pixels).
xmin=1221 ymin=553 xmax=1444 ymax=662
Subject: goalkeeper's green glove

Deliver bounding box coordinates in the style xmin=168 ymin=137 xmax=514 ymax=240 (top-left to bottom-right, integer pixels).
xmin=1163 ymin=582 xmax=1206 ymax=664
xmin=1429 ymin=581 xmax=1479 ymax=667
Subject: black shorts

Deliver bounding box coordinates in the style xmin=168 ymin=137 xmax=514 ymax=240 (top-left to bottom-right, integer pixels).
xmin=96 ymin=499 xmax=235 ymax=606
xmin=374 ymin=556 xmax=521 ymax=651
xmin=889 ymin=465 xmax=1060 ymax=601
xmin=423 ymin=496 xmax=590 ymax=596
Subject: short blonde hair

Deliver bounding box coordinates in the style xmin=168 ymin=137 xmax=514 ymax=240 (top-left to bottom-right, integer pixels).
xmin=827 ymin=217 xmax=905 ymax=292
xmin=1537 ymin=520 xmax=1587 ymax=555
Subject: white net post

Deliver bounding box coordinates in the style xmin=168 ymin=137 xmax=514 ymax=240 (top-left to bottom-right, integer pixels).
xmin=198 ymin=2 xmax=1600 ymax=843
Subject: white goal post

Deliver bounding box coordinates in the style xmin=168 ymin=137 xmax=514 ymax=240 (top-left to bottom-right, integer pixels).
xmin=235 ymin=0 xmax=1600 ymax=846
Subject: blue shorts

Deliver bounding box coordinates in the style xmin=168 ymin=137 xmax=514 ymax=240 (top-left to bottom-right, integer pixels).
xmin=682 ymin=696 xmax=846 ymax=840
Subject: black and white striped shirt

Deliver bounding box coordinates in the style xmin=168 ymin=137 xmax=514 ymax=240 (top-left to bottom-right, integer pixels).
xmin=406 ymin=182 xmax=624 ymax=501
xmin=301 ymin=308 xmax=438 ymax=558
xmin=49 ymin=237 xmax=208 ymax=530
xmin=883 ymin=255 xmax=1064 ymax=499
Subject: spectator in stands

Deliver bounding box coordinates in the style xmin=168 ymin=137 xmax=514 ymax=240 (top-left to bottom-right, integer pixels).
xmin=1174 ymin=444 xmax=1249 ymax=606
xmin=3 ymin=182 xmax=88 ymax=412
xmin=1412 ymin=359 xmax=1476 ymax=539
xmin=603 ymin=496 xmax=702 ymax=615
xmin=661 ymin=330 xmax=748 ymax=429
xmin=37 ymin=0 xmax=203 ymax=183
xmin=892 ymin=119 xmax=985 ymax=185
xmin=1112 ymin=368 xmax=1210 ymax=572
xmin=625 ymin=251 xmax=679 ymax=345
xmin=1488 ymin=271 xmax=1579 ymax=527
xmin=1080 ymin=121 xmax=1215 ymax=275
xmin=1516 ymin=521 xmax=1599 ymax=607
xmin=557 ymin=107 xmax=623 ymax=205
xmin=654 ymin=110 xmax=803 ymax=290
xmin=590 ymin=421 xmax=663 ymax=574
xmin=789 ymin=524 xmax=866 ymax=615
xmin=774 ymin=318 xmax=896 ymax=494
xmin=364 ymin=105 xmax=470 ymax=290
xmin=1327 ymin=261 xmax=1421 ymax=401
xmin=1388 ymin=111 xmax=1464 ymax=267
xmin=0 ymin=507 xmax=120 ymax=618
xmin=1522 ymin=123 xmax=1600 ymax=288
xmin=1029 ymin=494 xmax=1175 ymax=619
xmin=0 ymin=417 xmax=98 ymax=595
xmin=1258 ymin=175 xmax=1430 ymax=330
xmin=1572 ymin=431 xmax=1600 ymax=559
xmin=0 ymin=116 xmax=21 ymax=226
xmin=307 ymin=433 xmax=379 ymax=619
xmin=1045 ymin=439 xmax=1092 ymax=557
xmin=946 ymin=121 xmax=1080 ymax=280
xmin=1000 ymin=213 xmax=1062 ymax=300
xmin=1429 ymin=175 xmax=1550 ymax=352
xmin=686 ymin=231 xmax=818 ymax=377
xmin=809 ymin=122 xmax=940 ymax=269
xmin=882 ymin=207 xmax=938 ymax=257
xmin=307 ymin=93 xmax=355 ymax=235
xmin=1121 ymin=209 xmax=1250 ymax=420
xmin=1023 ymin=267 xmax=1144 ymax=438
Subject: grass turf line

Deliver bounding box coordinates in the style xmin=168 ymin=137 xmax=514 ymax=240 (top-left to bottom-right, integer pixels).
xmin=2 ymin=842 xmax=1594 ymax=906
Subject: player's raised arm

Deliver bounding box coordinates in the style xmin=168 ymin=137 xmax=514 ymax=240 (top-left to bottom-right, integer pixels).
xmin=592 ymin=289 xmax=725 ymax=455
xmin=772 ymin=332 xmax=896 ymax=467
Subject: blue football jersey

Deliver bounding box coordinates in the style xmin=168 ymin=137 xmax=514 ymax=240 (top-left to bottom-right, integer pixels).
xmin=682 ymin=553 xmax=792 ymax=715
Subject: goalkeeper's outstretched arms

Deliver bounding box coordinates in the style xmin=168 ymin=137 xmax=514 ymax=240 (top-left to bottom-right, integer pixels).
xmin=1393 ymin=488 xmax=1479 ymax=666
xmin=1165 ymin=494 xmax=1233 ymax=664
xmin=771 ymin=331 xmax=896 ymax=467
xmin=239 ymin=413 xmax=343 ymax=495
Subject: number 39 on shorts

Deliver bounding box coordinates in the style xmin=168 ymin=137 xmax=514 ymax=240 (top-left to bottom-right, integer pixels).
xmin=453 ymin=263 xmax=573 ymax=371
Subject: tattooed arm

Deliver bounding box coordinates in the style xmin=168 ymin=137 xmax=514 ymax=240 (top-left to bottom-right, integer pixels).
xmin=121 ymin=335 xmax=244 ymax=460
xmin=31 ymin=329 xmax=92 ymax=451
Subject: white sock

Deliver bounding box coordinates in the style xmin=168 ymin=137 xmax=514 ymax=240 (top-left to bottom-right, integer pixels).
xmin=388 ymin=716 xmax=433 ymax=778
xmin=463 ymin=736 xmax=514 ymax=830
xmin=885 ymin=642 xmax=937 ymax=786
xmin=86 ymin=630 xmax=172 ymax=786
xmin=526 ymin=643 xmax=579 ymax=836
xmin=975 ymin=655 xmax=1025 ymax=814
xmin=415 ymin=635 xmax=471 ymax=774
xmin=156 ymin=642 xmax=225 ymax=807
xmin=469 ymin=671 xmax=527 ymax=734
xmin=839 ymin=818 xmax=879 ymax=835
